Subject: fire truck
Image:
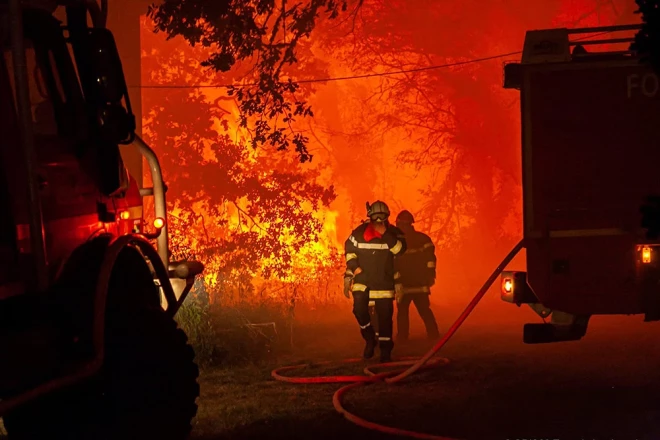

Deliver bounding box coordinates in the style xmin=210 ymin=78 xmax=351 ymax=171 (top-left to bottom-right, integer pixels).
xmin=0 ymin=0 xmax=203 ymax=438
xmin=498 ymin=23 xmax=660 ymax=344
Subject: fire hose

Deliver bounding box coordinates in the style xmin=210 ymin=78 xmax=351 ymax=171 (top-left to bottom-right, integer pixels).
xmin=271 ymin=239 xmax=524 ymax=439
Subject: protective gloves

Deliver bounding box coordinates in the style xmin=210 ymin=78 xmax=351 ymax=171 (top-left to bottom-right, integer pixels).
xmin=395 ymin=284 xmax=403 ymax=303
xmin=343 ymin=276 xmax=352 ymax=298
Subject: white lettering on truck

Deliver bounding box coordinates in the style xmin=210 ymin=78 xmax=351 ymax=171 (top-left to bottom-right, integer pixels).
xmin=627 ymin=73 xmax=660 ymax=98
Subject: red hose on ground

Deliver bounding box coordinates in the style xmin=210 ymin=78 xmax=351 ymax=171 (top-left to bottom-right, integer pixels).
xmin=271 ymin=240 xmax=524 ymax=439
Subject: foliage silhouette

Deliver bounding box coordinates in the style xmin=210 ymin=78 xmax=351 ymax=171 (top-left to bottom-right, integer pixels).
xmin=147 ymin=0 xmax=364 ymax=162
xmin=632 ymin=0 xmax=660 ymax=72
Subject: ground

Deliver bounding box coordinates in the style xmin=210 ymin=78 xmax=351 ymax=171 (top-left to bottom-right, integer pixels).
xmin=190 ymin=298 xmax=660 ymax=440
xmin=3 ymin=296 xmax=660 ymax=440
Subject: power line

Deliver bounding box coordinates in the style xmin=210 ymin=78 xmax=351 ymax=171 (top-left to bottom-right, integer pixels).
xmin=132 ymin=52 xmax=521 ymax=89
xmin=131 ymin=30 xmax=618 ymax=90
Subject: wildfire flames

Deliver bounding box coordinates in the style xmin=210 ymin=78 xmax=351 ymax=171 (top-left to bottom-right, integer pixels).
xmin=139 ymin=0 xmax=638 ymax=306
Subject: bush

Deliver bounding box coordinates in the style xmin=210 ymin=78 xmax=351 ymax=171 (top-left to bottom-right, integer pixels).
xmin=207 ymin=300 xmax=292 ymax=365
xmin=176 ymin=282 xmax=295 ymax=366
xmin=175 ymin=272 xmax=351 ymax=367
xmin=174 ymin=278 xmax=218 ymax=368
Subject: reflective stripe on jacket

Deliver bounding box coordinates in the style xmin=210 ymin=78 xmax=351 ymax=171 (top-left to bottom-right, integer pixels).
xmin=344 ymin=222 xmax=407 ymax=297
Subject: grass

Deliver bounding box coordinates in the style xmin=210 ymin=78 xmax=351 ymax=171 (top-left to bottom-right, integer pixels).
xmin=188 ymin=311 xmax=660 ymax=440
xmin=6 ymin=301 xmax=660 ymax=439
xmin=193 ymin=365 xmax=343 ymax=438
xmin=189 ymin=307 xmax=420 ymax=440
xmin=187 ymin=308 xmax=515 ymax=440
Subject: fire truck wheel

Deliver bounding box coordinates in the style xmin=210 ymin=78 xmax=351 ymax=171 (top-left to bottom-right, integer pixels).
xmin=3 ymin=255 xmax=200 ymax=440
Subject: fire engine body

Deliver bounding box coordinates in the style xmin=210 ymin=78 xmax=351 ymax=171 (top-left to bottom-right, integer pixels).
xmin=500 ymin=23 xmax=660 ymax=344
xmin=0 ymin=0 xmax=203 ymax=438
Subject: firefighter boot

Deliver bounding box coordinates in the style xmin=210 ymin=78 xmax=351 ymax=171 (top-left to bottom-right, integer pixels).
xmin=379 ymin=339 xmax=393 ymax=363
xmin=361 ymin=326 xmax=377 ymax=359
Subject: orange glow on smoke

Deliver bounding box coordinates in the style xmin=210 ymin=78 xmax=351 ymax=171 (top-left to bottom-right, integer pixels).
xmin=139 ymin=1 xmax=637 ymax=305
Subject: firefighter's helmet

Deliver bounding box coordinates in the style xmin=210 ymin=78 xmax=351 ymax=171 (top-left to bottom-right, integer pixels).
xmin=366 ymin=200 xmax=390 ymax=222
xmin=396 ymin=210 xmax=414 ymax=224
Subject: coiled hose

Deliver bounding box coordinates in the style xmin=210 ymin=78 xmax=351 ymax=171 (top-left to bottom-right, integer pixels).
xmin=272 ymin=240 xmax=524 ymax=439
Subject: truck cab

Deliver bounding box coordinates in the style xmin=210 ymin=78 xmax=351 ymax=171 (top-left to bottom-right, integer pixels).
xmin=0 ymin=2 xmax=203 ymax=436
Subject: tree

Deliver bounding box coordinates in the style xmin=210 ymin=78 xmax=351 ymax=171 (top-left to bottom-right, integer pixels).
xmin=311 ymin=0 xmax=630 ymax=251
xmin=631 ymin=0 xmax=660 ymax=238
xmin=312 ymin=0 xmax=526 ymax=251
xmin=633 ymin=0 xmax=660 ymax=73
xmin=146 ymin=0 xmax=364 ymax=162
xmin=141 ymin=20 xmax=338 ymax=300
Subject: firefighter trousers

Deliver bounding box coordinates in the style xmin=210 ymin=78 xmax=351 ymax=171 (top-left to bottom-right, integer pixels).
xmin=368 ymin=302 xmax=379 ymax=335
xmin=352 ymin=290 xmax=394 ymax=350
xmin=397 ymin=293 xmax=439 ymax=339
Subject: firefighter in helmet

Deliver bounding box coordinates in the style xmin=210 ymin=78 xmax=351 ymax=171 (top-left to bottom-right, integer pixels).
xmin=343 ymin=200 xmax=407 ymax=362
xmin=394 ymin=210 xmax=440 ymax=341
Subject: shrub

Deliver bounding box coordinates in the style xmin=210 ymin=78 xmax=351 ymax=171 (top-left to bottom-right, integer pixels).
xmin=174 ymin=278 xmax=218 ymax=368
xmin=207 ymin=300 xmax=291 ymax=365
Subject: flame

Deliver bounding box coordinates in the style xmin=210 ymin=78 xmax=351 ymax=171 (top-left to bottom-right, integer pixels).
xmin=139 ymin=2 xmax=632 ymax=305
xmin=260 ymin=209 xmax=342 ymax=285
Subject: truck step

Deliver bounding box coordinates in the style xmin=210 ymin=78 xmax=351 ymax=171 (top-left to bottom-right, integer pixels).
xmin=523 ymin=323 xmax=585 ymax=344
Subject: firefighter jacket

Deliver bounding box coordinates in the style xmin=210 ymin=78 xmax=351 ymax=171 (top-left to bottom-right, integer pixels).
xmin=344 ymin=222 xmax=407 ymax=299
xmin=393 ymin=228 xmax=436 ymax=295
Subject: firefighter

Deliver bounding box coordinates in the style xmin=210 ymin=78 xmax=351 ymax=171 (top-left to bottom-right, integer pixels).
xmin=394 ymin=210 xmax=440 ymax=341
xmin=343 ymin=200 xmax=406 ymax=362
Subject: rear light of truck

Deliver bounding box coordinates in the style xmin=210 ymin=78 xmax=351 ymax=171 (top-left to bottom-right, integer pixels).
xmin=502 ymin=277 xmax=514 ymax=295
xmin=637 ymin=245 xmax=658 ymax=265
xmin=642 ymin=246 xmax=652 ymax=264
xmin=501 ymin=272 xmax=517 ymax=304
xmin=500 ymin=271 xmax=538 ymax=304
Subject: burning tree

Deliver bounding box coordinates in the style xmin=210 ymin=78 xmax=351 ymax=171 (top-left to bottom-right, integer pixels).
xmin=141 ymin=18 xmax=341 ymax=308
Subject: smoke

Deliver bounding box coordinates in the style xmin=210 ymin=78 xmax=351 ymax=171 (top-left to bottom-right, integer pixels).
xmin=138 ymin=0 xmax=638 ymax=325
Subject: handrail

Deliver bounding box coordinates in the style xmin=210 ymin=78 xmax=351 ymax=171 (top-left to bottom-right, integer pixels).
xmin=571 ymin=37 xmax=636 ymax=46
xmin=567 ymin=23 xmax=642 ymax=34
xmin=83 ymin=0 xmax=105 ymax=28
xmin=134 ymin=135 xmax=169 ymax=267
xmin=8 ymin=0 xmax=49 ymax=291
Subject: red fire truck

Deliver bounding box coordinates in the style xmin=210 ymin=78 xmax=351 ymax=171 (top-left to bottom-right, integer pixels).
xmin=0 ymin=0 xmax=203 ymax=438
xmin=499 ymin=23 xmax=660 ymax=344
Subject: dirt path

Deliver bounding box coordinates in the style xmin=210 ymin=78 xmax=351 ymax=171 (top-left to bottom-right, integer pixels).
xmin=192 ymin=310 xmax=660 ymax=440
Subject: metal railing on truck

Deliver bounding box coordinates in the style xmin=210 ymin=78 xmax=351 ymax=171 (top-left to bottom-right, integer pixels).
xmin=504 ymin=23 xmax=644 ymax=89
